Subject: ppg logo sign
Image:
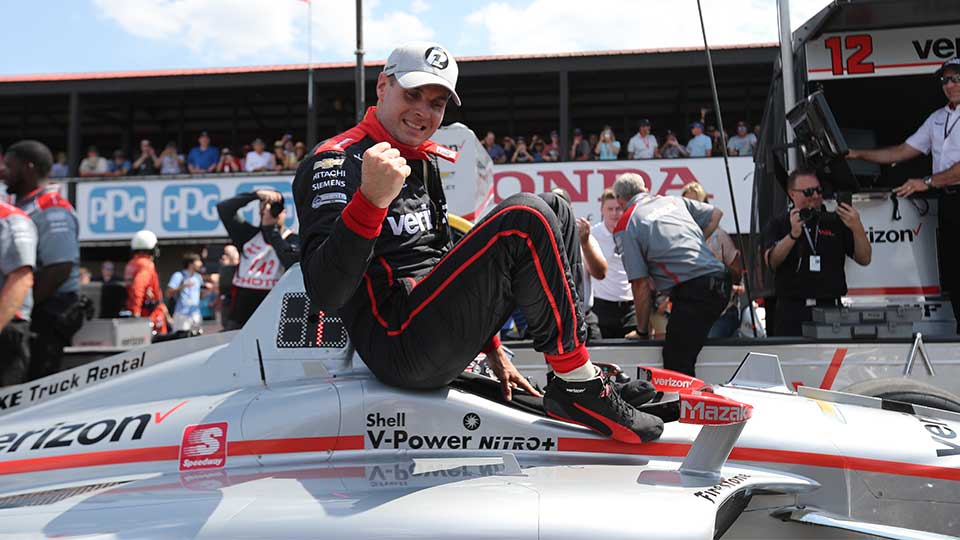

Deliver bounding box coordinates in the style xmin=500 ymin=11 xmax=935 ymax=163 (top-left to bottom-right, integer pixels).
xmin=162 ymin=185 xmax=220 ymax=231
xmin=88 ymin=186 xmax=146 ymax=233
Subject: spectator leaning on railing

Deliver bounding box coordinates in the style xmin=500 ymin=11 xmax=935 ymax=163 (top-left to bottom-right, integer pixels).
xmin=160 ymin=142 xmax=183 ymax=174
xmin=107 ymin=150 xmax=131 ymax=176
xmin=216 ymin=148 xmax=243 ymax=173
xmin=187 ymin=131 xmax=219 ymax=174
xmin=50 ymin=152 xmax=69 ymax=178
xmin=245 ymin=138 xmax=276 ymax=172
xmin=79 ymin=146 xmax=109 ymax=177
xmin=133 ymin=139 xmax=160 ymax=175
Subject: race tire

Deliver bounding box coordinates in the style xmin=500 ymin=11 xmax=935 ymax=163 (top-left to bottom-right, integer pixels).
xmin=841 ymin=378 xmax=960 ymax=413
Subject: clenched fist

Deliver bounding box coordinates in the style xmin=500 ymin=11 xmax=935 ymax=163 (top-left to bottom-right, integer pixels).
xmin=360 ymin=142 xmax=411 ymax=208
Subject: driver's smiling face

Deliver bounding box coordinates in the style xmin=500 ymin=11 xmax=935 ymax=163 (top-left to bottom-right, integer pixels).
xmin=376 ymin=73 xmax=449 ymax=146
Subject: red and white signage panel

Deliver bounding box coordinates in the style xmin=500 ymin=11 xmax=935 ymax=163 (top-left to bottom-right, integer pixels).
xmin=490 ymin=157 xmax=755 ymax=232
xmin=805 ymin=24 xmax=960 ymax=81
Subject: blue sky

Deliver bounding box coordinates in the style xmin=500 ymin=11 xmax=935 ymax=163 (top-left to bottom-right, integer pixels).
xmin=1 ymin=0 xmax=830 ymax=76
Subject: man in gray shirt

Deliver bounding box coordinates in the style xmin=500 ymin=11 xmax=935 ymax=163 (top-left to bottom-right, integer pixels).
xmin=3 ymin=140 xmax=82 ymax=380
xmin=0 ymin=200 xmax=37 ymax=385
xmin=612 ymin=173 xmax=731 ymax=376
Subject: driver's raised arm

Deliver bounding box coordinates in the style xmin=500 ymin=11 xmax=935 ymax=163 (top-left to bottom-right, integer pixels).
xmin=293 ymin=149 xmax=386 ymax=311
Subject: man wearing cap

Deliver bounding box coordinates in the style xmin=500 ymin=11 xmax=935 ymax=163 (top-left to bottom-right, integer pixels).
xmin=294 ymin=41 xmax=664 ymax=444
xmin=727 ymin=121 xmax=757 ymax=157
xmin=187 ymin=131 xmax=219 ymax=174
xmin=686 ymin=122 xmax=712 ymax=158
xmin=848 ymin=57 xmax=960 ymax=331
xmin=627 ymin=119 xmax=659 ymax=160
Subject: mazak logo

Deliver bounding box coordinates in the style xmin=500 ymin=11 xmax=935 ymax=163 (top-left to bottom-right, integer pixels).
xmin=236 ymin=181 xmax=296 ymax=228
xmin=162 ymin=184 xmax=220 ymax=231
xmin=179 ymin=422 xmax=227 ymax=471
xmin=868 ymin=224 xmax=922 ymax=244
xmin=388 ymin=206 xmax=433 ymax=236
xmin=87 ymin=186 xmax=146 ymax=233
xmin=680 ymin=399 xmax=750 ymax=425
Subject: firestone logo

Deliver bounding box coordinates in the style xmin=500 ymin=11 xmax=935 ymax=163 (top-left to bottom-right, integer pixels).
xmin=179 ymin=422 xmax=228 ymax=471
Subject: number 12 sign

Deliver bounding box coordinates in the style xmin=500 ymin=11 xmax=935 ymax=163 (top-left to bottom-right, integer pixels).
xmin=805 ymin=25 xmax=960 ymax=81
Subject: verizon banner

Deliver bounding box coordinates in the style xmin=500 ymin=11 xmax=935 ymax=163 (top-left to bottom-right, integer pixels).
xmin=489 ymin=157 xmax=755 ymax=231
xmin=805 ymin=24 xmax=960 ymax=81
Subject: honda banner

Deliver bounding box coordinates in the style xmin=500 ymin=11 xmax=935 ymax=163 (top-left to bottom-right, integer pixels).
xmin=488 ymin=157 xmax=755 ymax=231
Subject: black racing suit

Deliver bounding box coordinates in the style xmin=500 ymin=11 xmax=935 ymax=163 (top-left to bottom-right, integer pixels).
xmin=293 ymin=107 xmax=587 ymax=389
xmin=216 ymin=193 xmax=300 ymax=329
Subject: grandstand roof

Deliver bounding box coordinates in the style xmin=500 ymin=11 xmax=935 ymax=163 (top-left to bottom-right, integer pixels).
xmin=0 ymin=43 xmax=778 ymax=87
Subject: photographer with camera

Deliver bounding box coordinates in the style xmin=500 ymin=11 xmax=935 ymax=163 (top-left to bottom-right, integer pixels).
xmin=216 ymin=190 xmax=299 ymax=329
xmin=763 ymin=169 xmax=871 ymax=336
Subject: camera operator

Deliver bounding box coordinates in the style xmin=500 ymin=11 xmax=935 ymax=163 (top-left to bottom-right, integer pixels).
xmin=216 ymin=190 xmax=299 ymax=329
xmin=763 ymin=169 xmax=871 ymax=336
xmin=847 ymin=58 xmax=960 ymax=331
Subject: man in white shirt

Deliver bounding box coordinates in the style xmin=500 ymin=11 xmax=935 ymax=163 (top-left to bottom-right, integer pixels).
xmin=627 ymin=119 xmax=659 ymax=160
xmin=244 ymin=138 xmax=276 ymax=172
xmin=848 ymin=58 xmax=960 ymax=331
xmin=590 ymin=188 xmax=635 ymax=338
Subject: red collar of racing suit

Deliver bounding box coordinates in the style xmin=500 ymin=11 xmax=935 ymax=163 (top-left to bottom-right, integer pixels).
xmin=358 ymin=107 xmax=459 ymax=163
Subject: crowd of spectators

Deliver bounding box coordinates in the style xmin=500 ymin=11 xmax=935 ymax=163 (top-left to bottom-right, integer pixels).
xmin=49 ymin=131 xmax=310 ymax=179
xmin=482 ymin=115 xmax=760 ymax=164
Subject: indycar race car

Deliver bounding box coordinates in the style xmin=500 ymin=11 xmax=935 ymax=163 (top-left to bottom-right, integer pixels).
xmin=0 ymin=266 xmax=957 ymax=539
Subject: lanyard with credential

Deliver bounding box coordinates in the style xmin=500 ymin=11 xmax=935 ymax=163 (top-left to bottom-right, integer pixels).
xmin=946 ymin=111 xmax=960 ymax=139
xmin=803 ymin=223 xmax=819 ymax=255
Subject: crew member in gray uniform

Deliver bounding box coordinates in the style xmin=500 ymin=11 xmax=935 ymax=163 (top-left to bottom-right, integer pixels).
xmin=612 ymin=173 xmax=730 ymax=376
xmin=2 ymin=141 xmax=82 ymax=380
xmin=0 ymin=200 xmax=37 ymax=385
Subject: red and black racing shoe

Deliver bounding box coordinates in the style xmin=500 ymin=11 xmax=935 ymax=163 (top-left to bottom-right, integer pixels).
xmin=543 ymin=374 xmax=664 ymax=443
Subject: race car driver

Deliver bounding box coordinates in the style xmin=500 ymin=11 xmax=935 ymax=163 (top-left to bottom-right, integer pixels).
xmin=293 ymin=41 xmax=663 ymax=444
xmin=216 ymin=189 xmax=300 ymax=329
xmin=0 ymin=200 xmax=37 ymax=385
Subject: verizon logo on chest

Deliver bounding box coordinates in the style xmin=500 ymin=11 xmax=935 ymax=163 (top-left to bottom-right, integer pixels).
xmin=387 ymin=205 xmax=433 ymax=236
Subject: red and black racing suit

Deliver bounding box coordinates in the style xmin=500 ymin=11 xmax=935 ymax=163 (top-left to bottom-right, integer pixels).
xmin=293 ymin=107 xmax=587 ymax=389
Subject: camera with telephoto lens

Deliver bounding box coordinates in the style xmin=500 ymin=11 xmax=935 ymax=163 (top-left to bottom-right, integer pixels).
xmin=798 ymin=207 xmax=820 ymax=224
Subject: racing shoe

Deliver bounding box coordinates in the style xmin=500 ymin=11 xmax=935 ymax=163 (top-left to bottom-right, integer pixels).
xmin=543 ymin=374 xmax=664 ymax=443
xmin=546 ymin=372 xmax=656 ymax=407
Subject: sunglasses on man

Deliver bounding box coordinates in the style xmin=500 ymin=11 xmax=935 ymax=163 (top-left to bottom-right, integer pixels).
xmin=940 ymin=74 xmax=960 ymax=85
xmin=790 ymin=186 xmax=823 ymax=197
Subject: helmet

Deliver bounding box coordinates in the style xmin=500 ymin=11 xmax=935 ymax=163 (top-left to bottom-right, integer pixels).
xmin=130 ymin=230 xmax=158 ymax=251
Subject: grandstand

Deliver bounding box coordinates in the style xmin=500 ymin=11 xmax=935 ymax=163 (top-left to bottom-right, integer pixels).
xmin=0 ymin=44 xmax=777 ymax=174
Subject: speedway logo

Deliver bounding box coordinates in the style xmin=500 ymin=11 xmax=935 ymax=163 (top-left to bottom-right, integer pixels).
xmin=179 ymin=422 xmax=228 ymax=471
xmin=679 ymin=397 xmax=752 ymax=425
xmin=0 ymin=413 xmax=152 ymax=454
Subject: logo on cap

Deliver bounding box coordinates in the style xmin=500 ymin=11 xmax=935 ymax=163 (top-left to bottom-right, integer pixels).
xmin=424 ymin=47 xmax=449 ymax=70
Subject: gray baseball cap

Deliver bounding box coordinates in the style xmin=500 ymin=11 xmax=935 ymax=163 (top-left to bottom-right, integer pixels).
xmin=383 ymin=41 xmax=461 ymax=106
